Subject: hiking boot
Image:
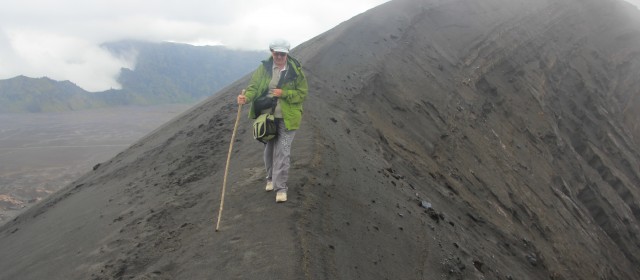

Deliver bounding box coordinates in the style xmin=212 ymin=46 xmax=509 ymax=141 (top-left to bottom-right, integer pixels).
xmin=265 ymin=181 xmax=273 ymax=192
xmin=276 ymin=192 xmax=287 ymax=203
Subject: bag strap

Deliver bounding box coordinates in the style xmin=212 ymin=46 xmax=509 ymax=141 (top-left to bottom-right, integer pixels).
xmin=270 ymin=97 xmax=278 ymax=115
xmin=270 ymin=67 xmax=288 ymax=115
xmin=276 ymin=67 xmax=288 ymax=88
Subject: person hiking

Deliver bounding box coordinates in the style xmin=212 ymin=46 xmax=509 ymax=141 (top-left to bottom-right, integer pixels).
xmin=237 ymin=39 xmax=308 ymax=203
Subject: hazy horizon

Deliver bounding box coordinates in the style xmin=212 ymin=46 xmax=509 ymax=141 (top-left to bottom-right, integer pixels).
xmin=0 ymin=0 xmax=389 ymax=92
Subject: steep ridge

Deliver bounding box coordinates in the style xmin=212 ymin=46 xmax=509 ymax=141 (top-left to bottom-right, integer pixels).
xmin=294 ymin=0 xmax=640 ymax=278
xmin=1 ymin=0 xmax=640 ymax=279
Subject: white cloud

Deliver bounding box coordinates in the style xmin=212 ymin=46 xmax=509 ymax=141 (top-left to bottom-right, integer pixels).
xmin=3 ymin=28 xmax=136 ymax=91
xmin=626 ymin=0 xmax=640 ymax=8
xmin=0 ymin=0 xmax=389 ymax=91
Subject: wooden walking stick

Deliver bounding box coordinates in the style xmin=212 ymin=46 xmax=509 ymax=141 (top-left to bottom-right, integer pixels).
xmin=216 ymin=89 xmax=244 ymax=232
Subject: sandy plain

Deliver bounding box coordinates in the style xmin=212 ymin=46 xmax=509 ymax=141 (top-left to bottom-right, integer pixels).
xmin=0 ymin=104 xmax=191 ymax=225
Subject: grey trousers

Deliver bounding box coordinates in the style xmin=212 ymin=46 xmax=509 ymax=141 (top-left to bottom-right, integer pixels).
xmin=264 ymin=119 xmax=296 ymax=193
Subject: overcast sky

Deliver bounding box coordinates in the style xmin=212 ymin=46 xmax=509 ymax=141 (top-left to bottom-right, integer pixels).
xmin=0 ymin=0 xmax=389 ymax=91
xmin=629 ymin=0 xmax=640 ymax=8
xmin=2 ymin=0 xmax=640 ymax=92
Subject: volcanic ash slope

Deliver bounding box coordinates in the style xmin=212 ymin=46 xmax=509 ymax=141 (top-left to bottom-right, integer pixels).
xmin=1 ymin=0 xmax=640 ymax=279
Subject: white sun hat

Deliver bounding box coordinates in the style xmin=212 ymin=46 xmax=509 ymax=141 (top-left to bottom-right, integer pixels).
xmin=269 ymin=39 xmax=290 ymax=53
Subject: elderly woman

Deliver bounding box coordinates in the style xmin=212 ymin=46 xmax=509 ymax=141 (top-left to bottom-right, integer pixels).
xmin=237 ymin=39 xmax=308 ymax=203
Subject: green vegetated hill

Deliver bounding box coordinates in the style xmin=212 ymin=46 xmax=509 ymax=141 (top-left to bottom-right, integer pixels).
xmin=0 ymin=41 xmax=267 ymax=113
xmin=0 ymin=76 xmax=97 ymax=112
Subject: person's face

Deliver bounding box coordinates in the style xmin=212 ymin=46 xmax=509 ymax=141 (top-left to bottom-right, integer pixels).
xmin=272 ymin=51 xmax=287 ymax=66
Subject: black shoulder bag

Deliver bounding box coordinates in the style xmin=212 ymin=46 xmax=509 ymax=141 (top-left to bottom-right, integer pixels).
xmin=253 ymin=68 xmax=288 ymax=143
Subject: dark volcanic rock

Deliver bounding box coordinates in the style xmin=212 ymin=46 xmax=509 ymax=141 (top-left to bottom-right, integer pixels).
xmin=2 ymin=0 xmax=640 ymax=279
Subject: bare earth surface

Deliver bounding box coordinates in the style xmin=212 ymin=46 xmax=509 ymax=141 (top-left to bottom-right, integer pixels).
xmin=1 ymin=0 xmax=640 ymax=279
xmin=0 ymin=104 xmax=191 ymax=225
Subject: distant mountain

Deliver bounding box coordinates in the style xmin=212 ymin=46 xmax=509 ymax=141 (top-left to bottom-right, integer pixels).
xmin=0 ymin=76 xmax=96 ymax=112
xmin=104 ymin=41 xmax=268 ymax=104
xmin=0 ymin=41 xmax=267 ymax=113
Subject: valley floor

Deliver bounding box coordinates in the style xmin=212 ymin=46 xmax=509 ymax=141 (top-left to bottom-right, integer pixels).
xmin=0 ymin=104 xmax=191 ymax=225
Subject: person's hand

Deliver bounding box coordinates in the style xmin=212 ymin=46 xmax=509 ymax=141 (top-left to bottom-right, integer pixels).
xmin=273 ymin=89 xmax=282 ymax=97
xmin=237 ymin=94 xmax=246 ymax=105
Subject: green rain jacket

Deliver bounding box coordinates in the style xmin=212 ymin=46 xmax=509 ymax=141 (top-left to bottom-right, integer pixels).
xmin=244 ymin=56 xmax=308 ymax=131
